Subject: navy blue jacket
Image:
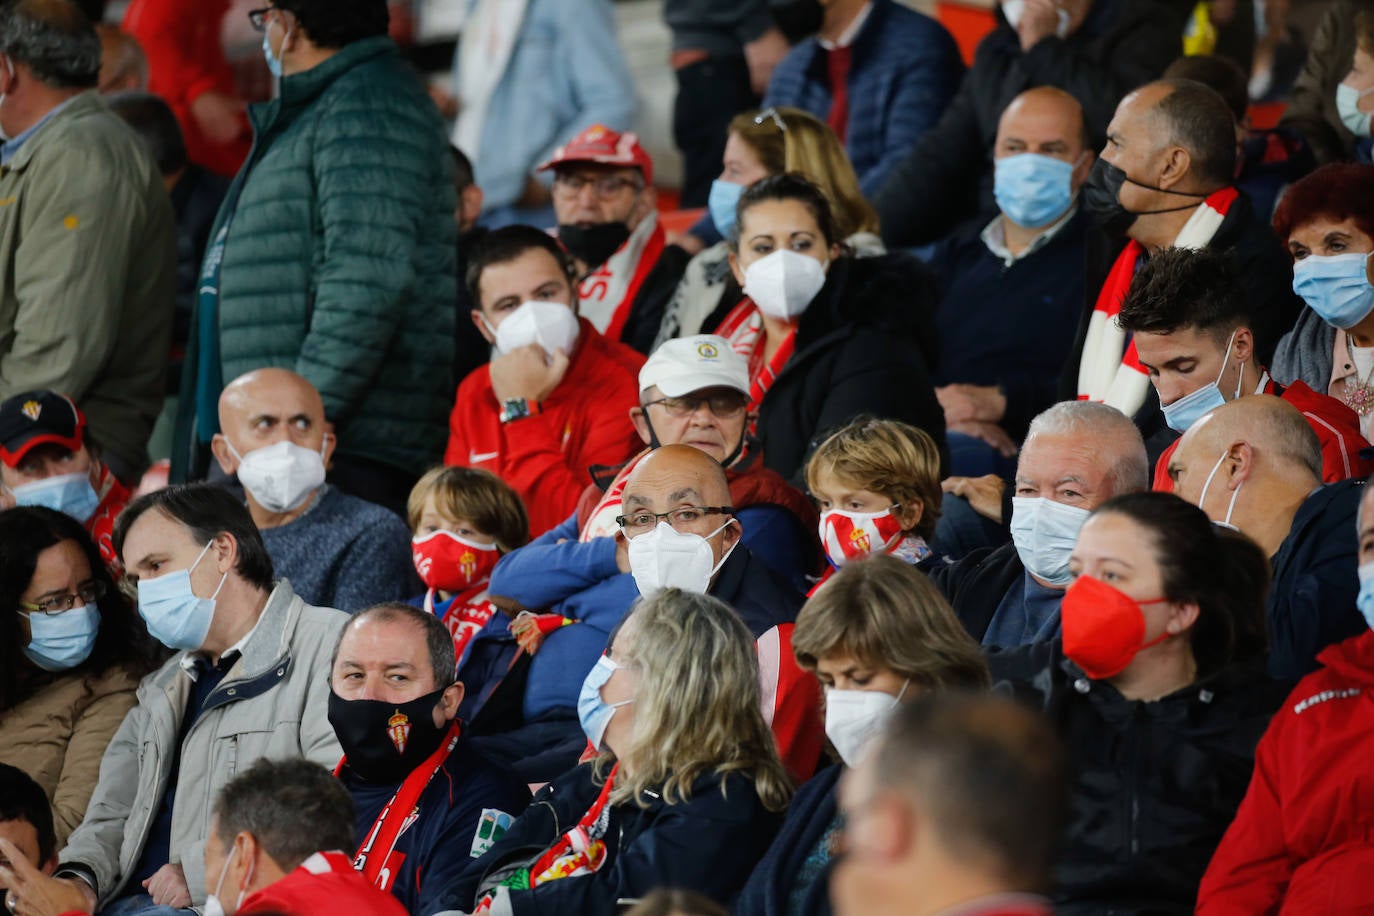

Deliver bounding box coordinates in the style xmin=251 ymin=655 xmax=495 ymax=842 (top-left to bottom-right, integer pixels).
xmin=341 ymin=736 xmax=531 ymax=916
xmin=764 ymin=0 xmax=963 ymax=199
xmin=930 ymin=209 xmax=1089 ymax=441
xmin=437 ymin=763 xmax=784 ymax=915
xmin=476 ymin=539 xmax=805 ymax=723
xmin=1268 ymin=478 xmax=1368 ymax=680
xmin=734 ymin=765 xmax=841 ymax=916
xmin=876 ymin=0 xmax=1184 ymax=246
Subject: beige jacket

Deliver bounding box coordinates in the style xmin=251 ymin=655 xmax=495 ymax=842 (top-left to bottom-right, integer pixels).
xmin=0 ymin=91 xmax=175 ymax=476
xmin=57 ymin=583 xmax=345 ymax=907
xmin=0 ymin=665 xmax=141 ymax=849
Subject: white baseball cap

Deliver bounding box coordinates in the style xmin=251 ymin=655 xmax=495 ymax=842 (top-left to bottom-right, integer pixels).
xmin=639 ymin=335 xmax=749 ymax=398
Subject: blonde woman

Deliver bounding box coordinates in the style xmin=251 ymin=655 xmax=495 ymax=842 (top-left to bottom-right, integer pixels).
xmin=736 ymin=555 xmax=989 ymax=916
xmin=434 ymin=589 xmax=792 ymax=915
xmin=656 ymin=106 xmax=882 ymax=347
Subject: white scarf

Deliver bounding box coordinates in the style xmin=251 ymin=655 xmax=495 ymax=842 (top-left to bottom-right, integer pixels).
xmin=576 ymin=211 xmax=661 ymax=336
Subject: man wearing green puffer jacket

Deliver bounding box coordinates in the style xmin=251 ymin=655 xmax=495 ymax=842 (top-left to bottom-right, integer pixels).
xmin=175 ymin=0 xmax=456 ymax=514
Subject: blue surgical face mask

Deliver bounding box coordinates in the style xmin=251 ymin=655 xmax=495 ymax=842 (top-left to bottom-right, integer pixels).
xmin=136 ymin=540 xmax=226 ymax=651
xmin=9 ymin=472 xmax=100 ymax=523
xmin=1358 ymin=561 xmax=1374 ymax=630
xmin=1292 ymin=251 xmax=1374 ymax=329
xmin=708 ymin=179 xmax=745 ymax=239
xmin=1161 ymin=330 xmax=1242 ymax=433
xmin=577 ymin=654 xmax=634 ymax=752
xmin=994 ymin=153 xmax=1076 ymax=229
xmin=1009 ymin=496 xmax=1090 ymax=586
xmin=22 ymin=603 xmax=100 ymax=672
xmin=1337 ymin=83 xmax=1374 ymax=138
xmin=262 ymin=22 xmax=289 ymax=79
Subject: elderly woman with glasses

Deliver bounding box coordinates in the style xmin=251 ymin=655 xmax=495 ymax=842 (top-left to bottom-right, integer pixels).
xmin=0 ymin=507 xmax=161 ymax=848
xmin=434 ymin=588 xmax=792 ymax=916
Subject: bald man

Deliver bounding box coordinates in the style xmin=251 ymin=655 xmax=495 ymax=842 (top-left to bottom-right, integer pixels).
xmin=465 ymin=444 xmax=815 ymax=783
xmin=1067 ymin=79 xmax=1303 ymax=455
xmin=211 ymin=368 xmax=415 ymax=612
xmin=95 ymin=24 xmax=147 ymax=94
xmin=1170 ymin=395 xmax=1366 ymax=678
xmin=932 ymin=87 xmax=1096 ymax=481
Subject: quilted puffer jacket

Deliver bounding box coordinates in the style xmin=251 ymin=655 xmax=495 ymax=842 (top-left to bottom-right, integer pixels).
xmin=177 ymin=36 xmax=456 ymax=478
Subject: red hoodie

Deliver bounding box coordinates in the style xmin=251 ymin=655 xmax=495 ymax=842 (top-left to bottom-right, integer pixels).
xmin=1197 ymin=628 xmax=1374 ymax=914
xmin=122 ymin=0 xmax=251 ymax=177
xmin=238 ymin=851 xmax=408 ymax=915
xmin=444 ymin=318 xmax=644 ymax=537
xmin=1154 ymin=377 xmax=1373 ymax=491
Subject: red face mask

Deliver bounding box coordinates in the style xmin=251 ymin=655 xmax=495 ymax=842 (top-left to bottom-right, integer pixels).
xmin=1060 ymin=575 xmax=1172 ymax=680
xmin=411 ymin=530 xmax=500 ymax=592
xmin=818 ymin=507 xmax=904 ymax=569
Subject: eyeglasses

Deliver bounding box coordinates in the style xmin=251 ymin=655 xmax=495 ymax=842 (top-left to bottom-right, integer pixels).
xmin=754 ymin=108 xmax=788 ymax=133
xmin=641 ymin=393 xmax=748 ymax=419
xmin=615 ymin=506 xmax=735 ymax=537
xmin=552 ymin=173 xmax=643 ymax=200
xmin=247 ymin=7 xmax=273 ymax=31
xmin=20 ymin=580 xmax=107 ymax=615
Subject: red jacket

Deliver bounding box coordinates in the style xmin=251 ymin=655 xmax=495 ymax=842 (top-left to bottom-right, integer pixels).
xmin=239 ymin=850 xmax=408 ymax=915
xmin=122 ymin=0 xmax=251 ymax=176
xmin=1154 ymin=378 xmax=1373 ymax=491
xmin=444 ymin=319 xmax=645 ymax=537
xmin=1197 ymin=629 xmax=1374 ymax=914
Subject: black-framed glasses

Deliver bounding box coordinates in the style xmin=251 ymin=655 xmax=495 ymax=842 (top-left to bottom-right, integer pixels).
xmin=615 ymin=506 xmax=735 ymax=536
xmin=247 ymin=7 xmax=272 ymax=31
xmin=754 ymin=107 xmax=788 ymax=133
xmin=20 ymin=580 xmax=107 ymax=615
xmin=642 ymin=393 xmax=748 ymax=419
xmin=551 ymin=172 xmax=643 ymax=200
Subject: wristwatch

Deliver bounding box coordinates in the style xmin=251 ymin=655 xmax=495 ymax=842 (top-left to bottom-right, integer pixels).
xmin=499 ymin=398 xmax=541 ymax=424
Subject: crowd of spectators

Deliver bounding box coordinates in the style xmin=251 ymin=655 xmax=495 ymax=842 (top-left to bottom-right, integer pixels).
xmin=6 ymin=0 xmax=1374 ymax=914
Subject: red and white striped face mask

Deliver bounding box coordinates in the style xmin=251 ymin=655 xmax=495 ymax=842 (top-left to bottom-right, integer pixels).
xmin=818 ymin=507 xmax=904 ymax=569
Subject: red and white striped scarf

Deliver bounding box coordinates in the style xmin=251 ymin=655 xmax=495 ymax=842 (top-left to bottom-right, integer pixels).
xmin=1077 ymin=187 xmax=1240 ymax=415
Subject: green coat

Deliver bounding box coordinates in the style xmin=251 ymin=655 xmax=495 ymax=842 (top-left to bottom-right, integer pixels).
xmin=177 ymin=37 xmax=456 ymax=479
xmin=0 ymin=92 xmax=174 ymax=476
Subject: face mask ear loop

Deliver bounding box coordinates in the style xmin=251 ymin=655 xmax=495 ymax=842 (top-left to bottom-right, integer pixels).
xmin=1223 ymin=477 xmax=1243 ymax=528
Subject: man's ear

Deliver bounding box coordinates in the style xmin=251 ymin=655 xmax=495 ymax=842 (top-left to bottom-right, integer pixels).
xmin=213 ymin=532 xmax=239 ymax=576
xmin=439 ymin=681 xmax=464 ymax=722
xmin=1225 ymin=441 xmax=1254 ymax=488
xmin=629 ymin=407 xmax=651 ymax=445
xmin=472 ymin=310 xmax=495 ymax=345
xmin=320 ymin=430 xmax=337 ymax=467
xmin=1232 ymin=327 xmax=1255 ymax=365
xmin=720 ymin=516 xmax=743 ymax=551
xmin=210 ymin=433 xmax=238 ymax=476
xmin=40 ymin=853 xmax=57 ymax=877
xmin=1158 ymin=145 xmax=1193 ymax=191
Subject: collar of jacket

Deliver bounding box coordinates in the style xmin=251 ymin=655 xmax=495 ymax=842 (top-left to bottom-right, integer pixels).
xmin=1052 ymin=646 xmax=1267 ymax=717
xmin=800 ymin=0 xmax=891 ymax=82
xmin=5 ymin=91 xmax=102 ymax=174
xmin=250 ymin=35 xmax=397 ymax=128
xmin=150 ymin=580 xmax=303 ymax=709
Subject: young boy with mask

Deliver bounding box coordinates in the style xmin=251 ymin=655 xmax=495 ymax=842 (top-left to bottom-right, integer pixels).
xmin=407 ymin=466 xmax=530 ymax=668
xmin=806 ymin=417 xmax=949 ymax=595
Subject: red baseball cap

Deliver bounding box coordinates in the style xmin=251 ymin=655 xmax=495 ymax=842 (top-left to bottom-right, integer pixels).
xmin=0 ymin=390 xmax=86 ymax=468
xmin=538 ymin=124 xmax=654 ymax=186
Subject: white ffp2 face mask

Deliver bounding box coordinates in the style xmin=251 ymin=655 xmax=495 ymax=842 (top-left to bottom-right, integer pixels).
xmin=230 ymin=439 xmax=326 ymax=513
xmin=824 ymin=680 xmax=910 ymax=767
xmin=743 ymin=249 xmax=828 ymax=320
xmin=490 ymin=300 xmax=580 ymax=358
xmin=1010 ymin=497 xmax=1091 ymax=586
xmin=627 ymin=519 xmax=736 ymax=596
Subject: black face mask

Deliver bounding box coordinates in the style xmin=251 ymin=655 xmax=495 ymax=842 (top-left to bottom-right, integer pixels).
xmin=1081 ymin=158 xmax=1209 ymax=238
xmin=327 ymin=687 xmax=450 ymax=785
xmin=559 ymin=221 xmax=631 ymax=267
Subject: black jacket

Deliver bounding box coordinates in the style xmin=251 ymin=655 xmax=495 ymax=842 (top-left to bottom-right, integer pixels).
xmin=875 ymin=0 xmax=1186 ymax=247
xmin=707 ymin=252 xmax=945 ymax=484
xmin=991 ymin=641 xmax=1290 ymax=916
xmin=169 ymin=164 xmax=230 ymax=394
xmin=623 ymin=244 xmax=692 ymax=355
xmin=929 ymin=541 xmax=1027 ymax=643
xmin=439 ymin=763 xmax=784 ymax=915
xmin=1268 ymin=478 xmax=1368 ymax=680
xmin=1060 ymin=189 xmax=1306 ymax=454
xmin=733 ymin=764 xmax=841 ymax=916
